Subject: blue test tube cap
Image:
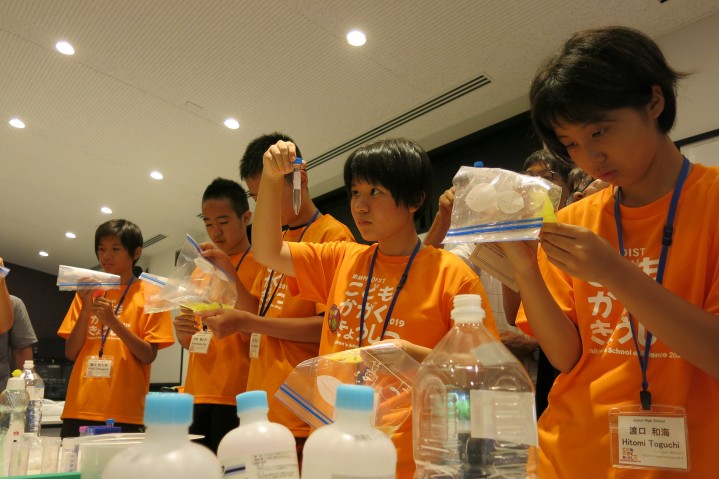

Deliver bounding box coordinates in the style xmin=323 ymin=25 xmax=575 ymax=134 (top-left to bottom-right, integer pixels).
xmin=236 ymin=390 xmax=269 ymax=414
xmin=335 ymin=384 xmax=374 ymax=412
xmin=292 ymin=157 xmax=303 ymax=166
xmin=144 ymin=392 xmax=194 ymax=425
xmin=474 ymin=161 xmax=484 ymax=168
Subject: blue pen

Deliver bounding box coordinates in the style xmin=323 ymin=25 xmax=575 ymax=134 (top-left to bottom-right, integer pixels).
xmin=292 ymin=157 xmax=302 ymax=215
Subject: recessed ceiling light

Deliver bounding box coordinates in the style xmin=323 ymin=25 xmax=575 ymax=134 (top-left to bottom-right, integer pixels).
xmin=150 ymin=171 xmax=164 ymax=180
xmin=9 ymin=118 xmax=25 ymax=129
xmin=101 ymin=206 xmax=113 ymax=214
xmin=66 ymin=232 xmax=77 ymax=239
xmin=224 ymin=118 xmax=240 ymax=130
xmin=39 ymin=251 xmax=49 ymax=257
xmin=347 ymin=30 xmax=366 ymax=46
xmin=56 ymin=41 xmax=75 ymax=55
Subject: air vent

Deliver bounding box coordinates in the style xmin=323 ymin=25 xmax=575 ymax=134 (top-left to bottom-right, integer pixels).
xmin=308 ymin=74 xmax=491 ymax=169
xmin=143 ymin=233 xmax=167 ymax=248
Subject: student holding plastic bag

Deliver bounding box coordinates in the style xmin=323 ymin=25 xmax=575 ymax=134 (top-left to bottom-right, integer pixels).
xmin=246 ymin=137 xmax=499 ymax=478
xmin=172 ymin=178 xmax=263 ymax=452
xmin=58 ymin=219 xmax=175 ymax=437
xmin=504 ymin=27 xmax=719 ymax=478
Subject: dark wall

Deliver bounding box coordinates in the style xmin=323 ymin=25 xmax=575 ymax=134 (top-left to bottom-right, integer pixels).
xmin=315 ymin=111 xmax=542 ymax=237
xmin=5 ymin=261 xmax=75 ymax=361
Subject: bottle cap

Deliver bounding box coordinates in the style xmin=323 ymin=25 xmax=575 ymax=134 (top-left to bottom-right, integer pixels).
xmin=7 ymin=377 xmax=26 ymax=390
xmin=144 ymin=392 xmax=194 ymax=425
xmin=23 ymin=360 xmax=34 ymax=369
xmin=451 ymin=294 xmax=485 ymax=324
xmin=335 ymin=384 xmax=374 ymax=412
xmin=11 ymin=369 xmax=21 ymax=378
xmin=236 ymin=390 xmax=268 ymax=414
xmin=474 ymin=161 xmax=484 ymax=168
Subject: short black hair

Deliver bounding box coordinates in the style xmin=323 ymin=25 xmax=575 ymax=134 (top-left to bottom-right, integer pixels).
xmin=202 ymin=177 xmax=250 ymax=217
xmin=530 ymin=26 xmax=685 ymax=161
xmin=95 ymin=219 xmax=143 ymax=266
xmin=239 ymin=132 xmax=303 ymax=181
xmin=522 ymin=149 xmax=573 ymax=182
xmin=343 ymin=138 xmax=432 ymax=219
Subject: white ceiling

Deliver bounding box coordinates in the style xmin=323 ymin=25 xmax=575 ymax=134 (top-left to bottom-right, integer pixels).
xmin=2 ymin=0 xmax=719 ymax=275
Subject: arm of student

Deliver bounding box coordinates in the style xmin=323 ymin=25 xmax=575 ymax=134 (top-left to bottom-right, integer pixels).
xmin=423 ymin=187 xmax=455 ymax=249
xmin=541 ymin=222 xmax=719 ymax=380
xmin=377 ymin=338 xmax=432 ymax=364
xmin=12 ymin=346 xmax=33 ymax=370
xmin=198 ymin=308 xmax=323 ymax=343
xmin=251 ymin=141 xmax=297 ymax=277
xmin=501 ymin=240 xmax=583 ymax=373
xmin=502 ymin=285 xmax=521 ymax=326
xmin=499 ymin=330 xmax=538 ymax=360
xmin=0 ymin=260 xmax=13 ymax=334
xmin=64 ymin=291 xmax=94 ymax=361
xmin=173 ymin=308 xmax=198 ymax=349
xmin=92 ymin=297 xmax=158 ymax=364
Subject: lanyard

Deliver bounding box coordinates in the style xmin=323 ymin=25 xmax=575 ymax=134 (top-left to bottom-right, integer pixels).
xmin=613 ymin=157 xmax=690 ymax=410
xmin=259 ymin=210 xmax=320 ymax=317
xmin=99 ymin=276 xmax=135 ymax=358
xmin=234 ymin=245 xmax=251 ymax=271
xmin=358 ymin=239 xmax=422 ymax=348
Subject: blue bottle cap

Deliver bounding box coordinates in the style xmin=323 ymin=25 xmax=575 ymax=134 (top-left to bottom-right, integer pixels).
xmin=144 ymin=392 xmax=194 ymax=425
xmin=236 ymin=390 xmax=268 ymax=414
xmin=335 ymin=384 xmax=374 ymax=412
xmin=474 ymin=161 xmax=484 ymax=168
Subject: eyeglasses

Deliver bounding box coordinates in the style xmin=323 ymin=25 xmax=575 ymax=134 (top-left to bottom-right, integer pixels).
xmin=522 ymin=169 xmax=555 ymax=181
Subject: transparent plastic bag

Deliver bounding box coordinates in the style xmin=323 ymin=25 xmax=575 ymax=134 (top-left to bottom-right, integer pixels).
xmin=275 ymin=343 xmax=419 ymax=435
xmin=444 ymin=165 xmax=561 ymax=243
xmin=56 ymin=265 xmax=121 ymax=291
xmin=138 ymin=273 xmax=175 ymax=313
xmin=0 ymin=265 xmax=9 ymax=278
xmin=155 ymin=234 xmax=237 ymax=312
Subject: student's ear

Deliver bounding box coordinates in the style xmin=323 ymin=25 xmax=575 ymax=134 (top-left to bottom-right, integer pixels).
xmin=647 ymin=85 xmax=665 ymax=120
xmin=300 ymin=169 xmax=309 ymax=189
xmin=132 ymin=246 xmax=142 ymax=261
xmin=242 ymin=210 xmax=252 ymax=224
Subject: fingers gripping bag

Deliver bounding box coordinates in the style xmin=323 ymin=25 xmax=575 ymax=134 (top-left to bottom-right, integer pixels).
xmin=138 ymin=273 xmax=175 ymax=313
xmin=57 ymin=265 xmax=121 ymax=291
xmin=156 ymin=234 xmax=237 ymax=312
xmin=0 ymin=265 xmax=9 ymax=278
xmin=444 ymin=165 xmax=562 ymax=243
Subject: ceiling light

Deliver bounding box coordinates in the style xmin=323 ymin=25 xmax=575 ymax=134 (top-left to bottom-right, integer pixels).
xmin=101 ymin=206 xmax=112 ymax=214
xmin=9 ymin=118 xmax=25 ymax=129
xmin=150 ymin=171 xmax=164 ymax=180
xmin=347 ymin=30 xmax=366 ymax=46
xmin=39 ymin=251 xmax=49 ymax=257
xmin=55 ymin=41 xmax=75 ymax=55
xmin=65 ymin=232 xmax=76 ymax=239
xmin=224 ymin=118 xmax=240 ymax=130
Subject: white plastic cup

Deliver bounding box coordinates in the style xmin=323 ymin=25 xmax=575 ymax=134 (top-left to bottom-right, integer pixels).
xmin=7 ymin=439 xmax=29 ymax=476
xmin=41 ymin=436 xmax=62 ymax=473
xmin=80 ymin=441 xmax=136 ymax=479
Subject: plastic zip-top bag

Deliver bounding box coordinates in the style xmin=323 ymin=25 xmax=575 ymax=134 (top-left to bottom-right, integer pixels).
xmin=0 ymin=265 xmax=9 ymax=278
xmin=56 ymin=265 xmax=121 ymax=291
xmin=444 ymin=165 xmax=561 ymax=244
xmin=138 ymin=273 xmax=175 ymax=313
xmin=155 ymin=234 xmax=237 ymax=312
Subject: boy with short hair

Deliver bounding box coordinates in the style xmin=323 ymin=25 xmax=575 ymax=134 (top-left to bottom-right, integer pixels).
xmin=58 ymin=219 xmax=174 ymax=437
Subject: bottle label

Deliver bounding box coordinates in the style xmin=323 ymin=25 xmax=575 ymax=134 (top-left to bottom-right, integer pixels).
xmin=470 ymin=390 xmax=537 ymax=446
xmin=27 ymin=386 xmax=44 ymax=401
xmin=221 ymin=450 xmax=299 ymax=477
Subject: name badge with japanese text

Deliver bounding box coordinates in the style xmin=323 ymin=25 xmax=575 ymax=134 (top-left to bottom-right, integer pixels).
xmin=189 ymin=331 xmax=212 ymax=354
xmin=249 ymin=333 xmax=262 ymax=359
xmin=85 ymin=356 xmax=114 ymax=378
xmin=609 ymin=405 xmax=689 ymax=472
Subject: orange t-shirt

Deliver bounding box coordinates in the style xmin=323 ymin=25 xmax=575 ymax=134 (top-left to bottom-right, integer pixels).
xmin=58 ymin=281 xmax=175 ymax=424
xmin=183 ymin=250 xmax=263 ymax=405
xmin=516 ymin=164 xmax=719 ymax=478
xmin=287 ymin=241 xmax=498 ymax=479
xmin=246 ymin=213 xmax=355 ymax=437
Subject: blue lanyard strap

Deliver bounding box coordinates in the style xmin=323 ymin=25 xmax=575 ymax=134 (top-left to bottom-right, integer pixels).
xmin=259 ymin=210 xmax=320 ymax=317
xmin=99 ymin=276 xmax=135 ymax=358
xmin=613 ymin=157 xmax=690 ymax=410
xmin=234 ymin=245 xmax=252 ymax=272
xmin=358 ymin=239 xmax=422 ymax=348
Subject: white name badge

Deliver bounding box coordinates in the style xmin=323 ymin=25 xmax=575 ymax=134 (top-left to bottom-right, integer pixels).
xmin=249 ymin=333 xmax=262 ymax=359
xmin=189 ymin=331 xmax=213 ymax=354
xmin=609 ymin=405 xmax=689 ymax=472
xmin=85 ymin=356 xmax=114 ymax=378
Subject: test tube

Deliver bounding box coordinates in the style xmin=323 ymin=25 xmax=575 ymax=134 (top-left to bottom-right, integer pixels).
xmin=292 ymin=157 xmax=302 ymax=215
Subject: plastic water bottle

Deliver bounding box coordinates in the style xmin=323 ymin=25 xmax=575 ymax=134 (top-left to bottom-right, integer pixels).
xmin=102 ymin=392 xmax=222 ymax=479
xmin=217 ymin=391 xmax=299 ymax=478
xmin=302 ymin=384 xmax=397 ymax=478
xmin=20 ymin=360 xmax=44 ymax=435
xmin=0 ymin=375 xmax=30 ymax=475
xmin=413 ymin=294 xmax=538 ymax=478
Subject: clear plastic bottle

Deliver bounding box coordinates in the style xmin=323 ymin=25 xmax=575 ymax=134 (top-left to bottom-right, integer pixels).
xmin=102 ymin=392 xmax=222 ymax=479
xmin=413 ymin=294 xmax=538 ymax=479
xmin=19 ymin=359 xmax=44 ymax=435
xmin=302 ymin=384 xmax=397 ymax=478
xmin=217 ymin=390 xmax=299 ymax=478
xmin=0 ymin=375 xmax=30 ymax=475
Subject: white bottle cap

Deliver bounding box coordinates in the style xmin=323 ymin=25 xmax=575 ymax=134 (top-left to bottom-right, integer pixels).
xmin=23 ymin=359 xmax=34 ymax=369
xmin=451 ymin=294 xmax=485 ymax=324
